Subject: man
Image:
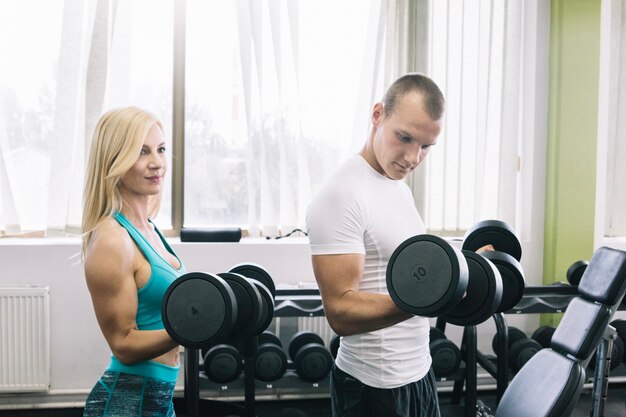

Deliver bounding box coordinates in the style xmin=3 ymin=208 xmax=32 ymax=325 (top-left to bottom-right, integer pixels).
xmin=306 ymin=73 xmax=445 ymax=417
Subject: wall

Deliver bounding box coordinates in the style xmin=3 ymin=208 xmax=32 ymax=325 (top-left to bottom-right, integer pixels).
xmin=0 ymin=238 xmax=314 ymax=407
xmin=0 ymin=236 xmax=544 ymax=408
xmin=542 ymin=0 xmax=601 ymax=326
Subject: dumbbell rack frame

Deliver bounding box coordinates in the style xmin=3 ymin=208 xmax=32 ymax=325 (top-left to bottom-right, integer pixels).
xmin=180 ymin=285 xmax=619 ymax=417
xmin=180 ymin=288 xmax=327 ymax=417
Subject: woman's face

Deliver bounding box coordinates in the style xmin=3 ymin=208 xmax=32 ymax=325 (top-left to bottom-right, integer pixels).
xmin=119 ymin=124 xmax=167 ymax=197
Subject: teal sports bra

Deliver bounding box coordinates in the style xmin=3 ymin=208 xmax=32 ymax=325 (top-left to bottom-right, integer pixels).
xmin=114 ymin=212 xmax=186 ymax=330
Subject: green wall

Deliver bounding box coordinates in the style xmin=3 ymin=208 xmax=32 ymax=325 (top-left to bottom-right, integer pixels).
xmin=542 ymin=0 xmax=601 ymax=326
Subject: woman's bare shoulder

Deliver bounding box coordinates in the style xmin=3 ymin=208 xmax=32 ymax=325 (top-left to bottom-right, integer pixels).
xmin=84 ymin=217 xmax=134 ymax=277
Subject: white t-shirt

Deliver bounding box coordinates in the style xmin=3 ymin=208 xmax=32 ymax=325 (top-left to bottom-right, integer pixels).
xmin=306 ymin=154 xmax=431 ymax=389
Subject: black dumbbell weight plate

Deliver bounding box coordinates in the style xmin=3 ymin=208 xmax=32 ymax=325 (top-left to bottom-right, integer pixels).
xmin=162 ymin=272 xmax=237 ymax=348
xmin=462 ymin=220 xmax=522 ymax=261
xmin=230 ymin=263 xmax=276 ymax=296
xmin=508 ymin=338 xmax=542 ymax=373
xmin=492 ymin=326 xmax=528 ymax=356
xmin=442 ymin=251 xmax=503 ymax=326
xmin=566 ymin=260 xmax=588 ymax=286
xmin=249 ymin=279 xmax=275 ymax=336
xmin=610 ymin=319 xmax=626 ymax=355
xmin=289 ymin=332 xmax=325 ymax=362
xmin=294 ymin=343 xmax=333 ymax=382
xmin=259 ymin=331 xmax=283 ymax=348
xmin=217 ymin=272 xmax=262 ymax=340
xmin=387 ymin=235 xmax=469 ymax=317
xmin=255 ymin=334 xmax=288 ymax=382
xmin=203 ymin=344 xmax=243 ymax=384
xmin=429 ymin=327 xmax=446 ymax=343
xmin=481 ymin=251 xmax=525 ymax=312
xmin=430 ymin=338 xmax=461 ymax=378
xmin=330 ymin=335 xmax=340 ymax=359
xmin=531 ymin=325 xmax=556 ymax=349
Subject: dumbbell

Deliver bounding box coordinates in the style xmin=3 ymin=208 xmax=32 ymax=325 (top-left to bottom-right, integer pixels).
xmin=566 ymin=260 xmax=589 ymax=286
xmin=462 ymin=220 xmax=526 ymax=313
xmin=610 ymin=319 xmax=626 ymax=363
xmin=386 ymin=220 xmax=525 ymax=326
xmin=202 ymin=344 xmax=243 ymax=384
xmin=492 ymin=326 xmax=542 ymax=373
xmin=531 ymin=325 xmax=556 ymax=348
xmin=161 ymin=264 xmax=275 ymax=348
xmin=330 ymin=334 xmax=340 ymax=360
xmin=276 ymin=408 xmax=310 ymax=417
xmin=587 ymin=319 xmax=626 ymax=371
xmin=288 ymin=332 xmax=333 ymax=383
xmin=429 ymin=327 xmax=461 ymax=378
xmin=255 ymin=331 xmax=288 ymax=382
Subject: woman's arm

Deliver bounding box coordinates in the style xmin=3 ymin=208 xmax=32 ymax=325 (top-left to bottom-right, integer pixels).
xmin=84 ymin=225 xmax=178 ymax=365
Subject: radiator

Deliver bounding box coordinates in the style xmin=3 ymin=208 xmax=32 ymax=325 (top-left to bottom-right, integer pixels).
xmin=0 ymin=287 xmax=50 ymax=392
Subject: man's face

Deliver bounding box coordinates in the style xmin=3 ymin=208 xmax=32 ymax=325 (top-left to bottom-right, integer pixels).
xmin=371 ymin=92 xmax=441 ymax=180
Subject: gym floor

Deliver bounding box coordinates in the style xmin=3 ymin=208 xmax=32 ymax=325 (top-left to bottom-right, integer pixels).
xmin=1 ymin=385 xmax=625 ymax=417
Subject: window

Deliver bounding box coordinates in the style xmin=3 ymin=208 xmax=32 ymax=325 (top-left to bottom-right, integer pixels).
xmin=0 ymin=0 xmax=537 ymax=238
xmin=0 ymin=0 xmax=174 ymax=235
xmin=183 ymin=0 xmax=384 ymax=235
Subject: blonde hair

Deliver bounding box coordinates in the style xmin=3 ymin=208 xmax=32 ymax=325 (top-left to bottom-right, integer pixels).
xmin=82 ymin=106 xmax=163 ymax=257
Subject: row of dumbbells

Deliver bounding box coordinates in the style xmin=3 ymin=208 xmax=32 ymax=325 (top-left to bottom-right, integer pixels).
xmin=201 ymin=331 xmax=334 ymax=384
xmin=428 ymin=326 xmax=545 ymax=378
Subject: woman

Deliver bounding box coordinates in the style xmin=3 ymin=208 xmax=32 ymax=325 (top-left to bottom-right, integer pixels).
xmin=82 ymin=107 xmax=185 ymax=417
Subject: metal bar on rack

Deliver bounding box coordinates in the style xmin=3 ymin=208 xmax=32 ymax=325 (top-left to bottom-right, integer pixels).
xmin=184 ymin=348 xmax=200 ymax=417
xmin=493 ymin=313 xmax=509 ymax=402
xmin=464 ymin=326 xmax=477 ymax=417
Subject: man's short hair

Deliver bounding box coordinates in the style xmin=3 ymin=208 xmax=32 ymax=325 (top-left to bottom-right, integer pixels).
xmin=382 ymin=73 xmax=445 ymax=120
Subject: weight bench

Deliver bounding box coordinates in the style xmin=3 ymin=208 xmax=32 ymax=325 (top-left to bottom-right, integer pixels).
xmin=494 ymin=246 xmax=626 ymax=417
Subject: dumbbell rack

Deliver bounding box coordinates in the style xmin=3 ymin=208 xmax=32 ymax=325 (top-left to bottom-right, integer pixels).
xmin=181 ymin=285 xmax=624 ymax=416
xmin=180 ymin=339 xmax=259 ymax=417
xmin=179 ymin=288 xmax=328 ymax=417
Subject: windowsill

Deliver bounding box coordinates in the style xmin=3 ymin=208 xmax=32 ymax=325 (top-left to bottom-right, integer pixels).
xmin=598 ymin=236 xmax=626 ymax=251
xmin=0 ymin=236 xmax=311 ymax=246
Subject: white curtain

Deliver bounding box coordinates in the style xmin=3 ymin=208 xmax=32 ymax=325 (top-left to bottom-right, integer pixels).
xmin=183 ymin=0 xmax=410 ymax=235
xmin=411 ymin=0 xmax=525 ymax=234
xmin=605 ymin=0 xmax=626 ymax=237
xmin=0 ymin=0 xmax=173 ymax=236
xmin=0 ymin=0 xmax=528 ymax=236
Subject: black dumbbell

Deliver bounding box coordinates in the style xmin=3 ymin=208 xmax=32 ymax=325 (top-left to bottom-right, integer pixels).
xmin=566 ymin=260 xmax=588 ymax=286
xmin=429 ymin=327 xmax=461 ymax=378
xmin=531 ymin=325 xmax=556 ymax=348
xmin=255 ymin=331 xmax=287 ymax=382
xmin=610 ymin=319 xmax=626 ymax=364
xmin=276 ymin=408 xmax=310 ymax=417
xmin=492 ymin=326 xmax=542 ymax=373
xmin=463 ymin=220 xmax=526 ymax=313
xmin=162 ymin=264 xmax=276 ymax=349
xmin=202 ymin=344 xmax=243 ymax=384
xmin=387 ymin=220 xmax=525 ymax=326
xmin=588 ymin=320 xmax=626 ymax=371
xmin=330 ymin=334 xmax=340 ymax=360
xmin=289 ymin=332 xmax=333 ymax=383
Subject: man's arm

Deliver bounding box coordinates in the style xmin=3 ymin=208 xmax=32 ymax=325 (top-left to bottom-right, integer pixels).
xmin=312 ymin=253 xmax=413 ymax=336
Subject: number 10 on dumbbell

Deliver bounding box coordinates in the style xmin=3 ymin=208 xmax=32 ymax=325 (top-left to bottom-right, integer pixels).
xmin=386 ymin=220 xmax=526 ymax=326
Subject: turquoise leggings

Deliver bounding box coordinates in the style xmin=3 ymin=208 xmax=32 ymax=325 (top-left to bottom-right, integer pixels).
xmin=83 ymin=371 xmax=176 ymax=417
